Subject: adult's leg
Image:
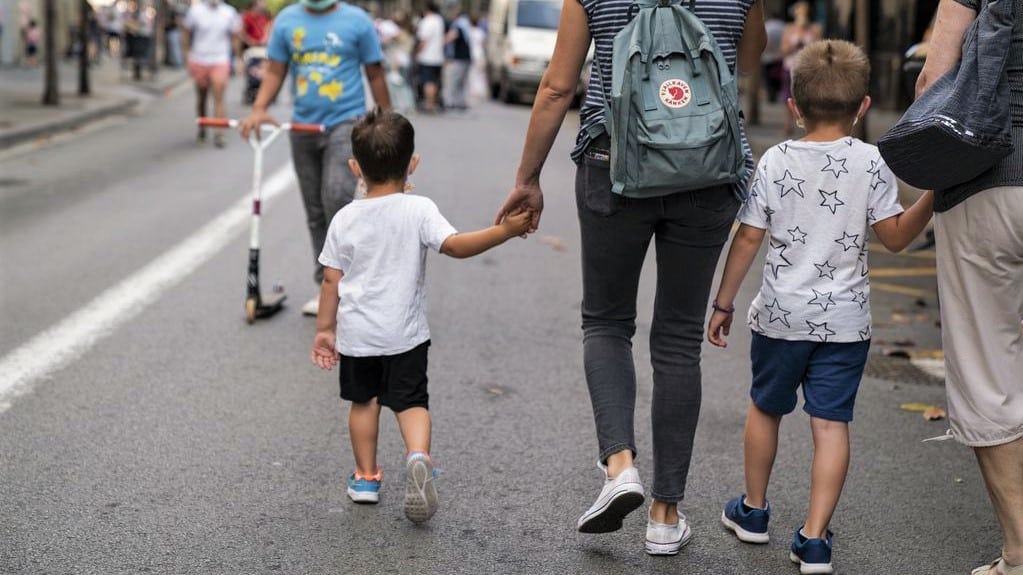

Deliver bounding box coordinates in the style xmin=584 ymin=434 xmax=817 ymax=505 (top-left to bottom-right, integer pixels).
xmin=210 ymin=71 xmax=228 ymax=147
xmin=648 ymin=186 xmax=738 ymax=520
xmin=316 ymin=120 xmax=358 ymax=284
xmin=744 ymin=402 xmax=782 ymax=509
xmin=975 ymin=438 xmax=1023 ymax=566
xmin=289 ymin=131 xmax=326 ymax=284
xmin=576 ymin=156 xmax=655 ymax=477
xmin=349 ymin=399 xmax=382 ymax=476
xmin=452 ymin=60 xmax=470 ymax=108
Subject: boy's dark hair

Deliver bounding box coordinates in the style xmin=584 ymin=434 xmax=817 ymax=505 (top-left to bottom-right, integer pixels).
xmin=791 ymin=40 xmax=870 ymax=125
xmin=351 ymin=109 xmax=415 ymax=184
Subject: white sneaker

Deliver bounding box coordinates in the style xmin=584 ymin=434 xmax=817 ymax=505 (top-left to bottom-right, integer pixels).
xmin=301 ymin=297 xmax=319 ymax=316
xmin=576 ymin=462 xmax=645 ymax=533
xmin=645 ymin=510 xmax=693 ymax=555
xmin=403 ymin=452 xmax=439 ymax=524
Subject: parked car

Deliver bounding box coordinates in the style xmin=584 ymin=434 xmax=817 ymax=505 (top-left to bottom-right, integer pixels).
xmin=486 ymin=0 xmax=591 ymax=104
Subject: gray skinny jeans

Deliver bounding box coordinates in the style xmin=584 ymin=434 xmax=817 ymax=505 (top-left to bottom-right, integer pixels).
xmin=576 ymin=137 xmax=740 ymax=503
xmin=290 ymin=119 xmax=358 ymax=285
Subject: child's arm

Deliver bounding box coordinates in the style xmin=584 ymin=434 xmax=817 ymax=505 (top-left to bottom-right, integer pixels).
xmin=311 ymin=267 xmax=343 ymax=370
xmin=440 ymin=210 xmax=531 ymax=259
xmin=871 ymin=191 xmax=934 ymax=253
xmin=707 ymin=223 xmax=767 ymax=348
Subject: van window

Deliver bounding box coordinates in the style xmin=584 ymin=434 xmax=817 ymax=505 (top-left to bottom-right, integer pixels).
xmin=516 ymin=0 xmax=560 ymax=30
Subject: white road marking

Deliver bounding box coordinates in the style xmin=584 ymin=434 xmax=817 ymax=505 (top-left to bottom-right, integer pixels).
xmin=0 ymin=163 xmax=296 ymax=413
xmin=910 ymin=357 xmax=947 ymax=380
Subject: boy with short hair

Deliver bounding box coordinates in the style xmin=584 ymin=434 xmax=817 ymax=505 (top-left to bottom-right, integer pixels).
xmin=310 ymin=110 xmax=531 ymax=524
xmin=707 ymin=40 xmax=934 ymax=574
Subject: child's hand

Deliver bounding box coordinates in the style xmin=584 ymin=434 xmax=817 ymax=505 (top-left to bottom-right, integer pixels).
xmin=311 ymin=330 xmax=339 ymax=370
xmin=502 ymin=209 xmax=532 ymax=238
xmin=707 ymin=309 xmax=734 ymax=348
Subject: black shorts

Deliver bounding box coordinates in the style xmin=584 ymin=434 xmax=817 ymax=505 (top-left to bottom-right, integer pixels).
xmin=418 ymin=64 xmax=442 ymax=87
xmin=339 ymin=340 xmax=430 ymax=411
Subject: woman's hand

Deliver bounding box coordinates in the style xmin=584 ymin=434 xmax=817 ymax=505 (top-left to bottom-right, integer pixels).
xmin=495 ymin=182 xmax=543 ymax=234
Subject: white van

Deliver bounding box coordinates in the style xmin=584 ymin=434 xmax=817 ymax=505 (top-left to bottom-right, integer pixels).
xmin=486 ymin=0 xmax=590 ymax=103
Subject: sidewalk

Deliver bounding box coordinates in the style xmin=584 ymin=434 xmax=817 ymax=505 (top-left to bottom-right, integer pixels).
xmin=0 ymin=59 xmax=188 ymax=150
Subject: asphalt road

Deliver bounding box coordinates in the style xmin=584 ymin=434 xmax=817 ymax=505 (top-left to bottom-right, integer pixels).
xmin=0 ymin=82 xmax=995 ymax=575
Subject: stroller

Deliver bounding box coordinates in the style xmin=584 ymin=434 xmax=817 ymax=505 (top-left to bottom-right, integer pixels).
xmin=242 ymin=46 xmax=268 ymax=105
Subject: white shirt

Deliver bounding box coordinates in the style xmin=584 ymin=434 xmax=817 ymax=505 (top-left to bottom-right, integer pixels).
xmin=183 ymin=1 xmax=240 ymax=65
xmin=739 ymin=138 xmax=904 ymax=343
xmin=415 ymin=13 xmax=445 ymax=66
xmin=318 ymin=193 xmax=457 ymax=357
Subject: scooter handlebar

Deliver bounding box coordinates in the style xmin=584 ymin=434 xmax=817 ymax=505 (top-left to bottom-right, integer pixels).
xmin=195 ymin=118 xmax=324 ymax=133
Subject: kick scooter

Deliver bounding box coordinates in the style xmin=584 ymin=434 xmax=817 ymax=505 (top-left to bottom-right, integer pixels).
xmin=197 ymin=117 xmax=325 ymax=324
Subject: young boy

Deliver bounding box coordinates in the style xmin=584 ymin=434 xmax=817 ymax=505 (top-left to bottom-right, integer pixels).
xmin=310 ymin=110 xmax=531 ymax=523
xmin=707 ymin=40 xmax=933 ymax=574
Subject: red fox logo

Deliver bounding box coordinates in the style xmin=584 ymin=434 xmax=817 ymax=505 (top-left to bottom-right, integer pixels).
xmin=659 ymin=79 xmax=692 ymax=109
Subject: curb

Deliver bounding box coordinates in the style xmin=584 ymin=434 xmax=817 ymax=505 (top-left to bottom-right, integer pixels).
xmin=0 ymin=98 xmax=140 ymax=150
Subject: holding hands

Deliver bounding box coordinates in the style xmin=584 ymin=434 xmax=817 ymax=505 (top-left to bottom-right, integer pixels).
xmin=495 ymin=182 xmax=544 ymax=235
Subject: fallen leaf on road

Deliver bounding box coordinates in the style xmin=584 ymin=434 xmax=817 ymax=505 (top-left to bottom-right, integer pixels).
xmin=923 ymin=406 xmax=946 ymax=421
xmin=541 ymin=236 xmax=567 ymax=252
xmin=899 ymin=402 xmax=934 ymax=413
xmin=884 ymin=349 xmax=911 ymax=359
xmin=891 ymin=313 xmax=912 ymax=324
xmin=954 ymin=477 xmax=964 ymax=484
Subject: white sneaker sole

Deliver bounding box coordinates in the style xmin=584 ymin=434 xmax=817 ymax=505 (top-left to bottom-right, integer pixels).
xmin=789 ymin=552 xmax=834 ymax=575
xmin=347 ymin=488 xmax=379 ymax=504
xmin=577 ymin=483 xmax=644 ymax=533
xmin=403 ymin=456 xmax=438 ymax=524
xmin=721 ymin=510 xmax=770 ymax=544
xmin=644 ymin=526 xmax=693 ymax=556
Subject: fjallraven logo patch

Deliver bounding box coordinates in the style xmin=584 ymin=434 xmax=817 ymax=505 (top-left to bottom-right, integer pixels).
xmin=659 ymin=79 xmax=691 ymax=108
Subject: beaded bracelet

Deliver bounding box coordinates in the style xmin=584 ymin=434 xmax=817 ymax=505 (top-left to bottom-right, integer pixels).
xmin=712 ymin=300 xmax=735 ymax=314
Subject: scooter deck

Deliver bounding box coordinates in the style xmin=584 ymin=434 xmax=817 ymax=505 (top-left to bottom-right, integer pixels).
xmin=245 ymin=291 xmax=287 ymax=323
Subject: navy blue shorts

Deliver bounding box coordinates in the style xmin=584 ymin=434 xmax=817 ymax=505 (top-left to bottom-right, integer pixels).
xmin=749 ymin=332 xmax=870 ymax=422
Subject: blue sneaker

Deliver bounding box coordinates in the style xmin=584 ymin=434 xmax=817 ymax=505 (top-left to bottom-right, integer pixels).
xmin=346 ymin=470 xmax=382 ymax=504
xmin=721 ymin=495 xmax=770 ymax=544
xmin=789 ymin=527 xmax=834 ymax=575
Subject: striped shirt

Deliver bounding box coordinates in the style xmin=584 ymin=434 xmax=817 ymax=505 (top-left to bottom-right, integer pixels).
xmin=573 ymin=0 xmax=757 ymax=198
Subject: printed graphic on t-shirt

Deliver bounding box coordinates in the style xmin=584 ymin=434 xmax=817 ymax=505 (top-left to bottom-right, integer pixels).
xmin=738 ymin=138 xmax=904 ymax=343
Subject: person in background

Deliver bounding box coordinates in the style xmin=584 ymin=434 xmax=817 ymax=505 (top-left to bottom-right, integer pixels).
xmin=238 ymin=0 xmax=391 ymax=316
xmin=761 ymin=10 xmax=785 ymax=102
xmin=23 ymin=18 xmax=39 ymax=66
xmin=377 ymin=11 xmax=416 ymax=113
xmin=241 ymin=0 xmax=271 ymax=51
xmin=443 ymin=5 xmax=472 ymax=111
xmin=468 ymin=14 xmax=488 ymax=105
xmin=415 ymin=2 xmax=444 ymax=113
xmin=164 ymin=10 xmax=183 ymax=67
xmin=182 ymin=0 xmax=241 ymax=148
xmin=916 ymin=1 xmax=1023 ymax=574
xmin=780 ymin=1 xmax=821 ymax=135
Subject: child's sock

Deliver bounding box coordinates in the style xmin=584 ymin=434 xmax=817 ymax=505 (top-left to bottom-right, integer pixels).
xmin=741 ymin=496 xmax=765 ymax=512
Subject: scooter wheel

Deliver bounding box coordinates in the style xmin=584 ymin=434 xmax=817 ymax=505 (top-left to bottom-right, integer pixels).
xmin=245 ymin=297 xmax=257 ymax=324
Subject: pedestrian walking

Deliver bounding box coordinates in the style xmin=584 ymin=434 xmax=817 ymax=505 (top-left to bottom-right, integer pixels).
xmin=916 ymin=2 xmax=1023 ymax=574
xmin=442 ymin=6 xmax=472 ymax=110
xmin=377 ymin=12 xmax=416 ymax=113
xmin=310 ymin=110 xmax=531 ymax=523
xmin=164 ymin=11 xmax=183 ymax=68
xmin=761 ymin=11 xmax=785 ymax=102
xmin=238 ymin=0 xmax=391 ymax=316
xmin=182 ymin=0 xmax=241 ymax=148
xmin=414 ymin=2 xmax=444 ymax=112
xmin=468 ymin=14 xmax=488 ymax=105
xmin=23 ymin=18 xmax=39 ymax=66
xmin=241 ymin=0 xmax=271 ymax=51
xmin=780 ymin=2 xmax=821 ymax=136
xmin=707 ymin=40 xmax=934 ymax=575
xmin=494 ymin=0 xmax=765 ymax=556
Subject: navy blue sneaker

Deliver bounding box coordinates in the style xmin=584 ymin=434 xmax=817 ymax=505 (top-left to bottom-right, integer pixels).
xmin=721 ymin=495 xmax=770 ymax=543
xmin=789 ymin=527 xmax=834 ymax=575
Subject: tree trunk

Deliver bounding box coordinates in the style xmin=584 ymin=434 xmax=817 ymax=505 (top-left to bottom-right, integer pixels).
xmin=42 ymin=0 xmax=59 ymax=106
xmin=79 ymin=0 xmax=91 ymax=95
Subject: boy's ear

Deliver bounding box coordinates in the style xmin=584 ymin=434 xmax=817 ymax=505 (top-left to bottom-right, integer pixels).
xmin=348 ymin=158 xmax=362 ymax=179
xmin=857 ymin=96 xmax=872 ymax=121
xmin=407 ymin=153 xmax=421 ymax=177
xmin=786 ymin=97 xmax=804 ymax=126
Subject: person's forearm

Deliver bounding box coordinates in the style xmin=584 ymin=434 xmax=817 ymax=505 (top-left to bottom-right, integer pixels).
xmin=180 ymin=28 xmax=190 ymax=60
xmin=252 ymin=64 xmax=285 ymax=112
xmin=917 ymin=0 xmax=976 ymax=97
xmin=515 ymin=79 xmax=575 ymax=186
xmin=714 ymin=228 xmax=764 ymax=308
xmin=367 ymin=67 xmax=392 ymax=111
xmin=878 ymin=191 xmax=934 ymax=252
xmin=315 ymin=279 xmax=340 ymax=333
xmin=441 ymin=227 xmax=512 ymax=259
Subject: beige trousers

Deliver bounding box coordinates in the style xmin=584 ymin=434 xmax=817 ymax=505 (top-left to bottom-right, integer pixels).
xmin=934 ymin=186 xmax=1023 ymax=447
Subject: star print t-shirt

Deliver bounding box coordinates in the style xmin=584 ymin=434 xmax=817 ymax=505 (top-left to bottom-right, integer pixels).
xmin=267 ymin=3 xmax=383 ymax=128
xmin=738 ymin=138 xmax=904 ymax=343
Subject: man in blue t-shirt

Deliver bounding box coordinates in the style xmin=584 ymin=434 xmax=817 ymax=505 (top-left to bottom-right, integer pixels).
xmin=240 ymin=0 xmax=390 ymax=315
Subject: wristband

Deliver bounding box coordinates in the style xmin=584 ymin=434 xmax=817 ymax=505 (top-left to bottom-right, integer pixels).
xmin=712 ymin=300 xmax=735 ymax=314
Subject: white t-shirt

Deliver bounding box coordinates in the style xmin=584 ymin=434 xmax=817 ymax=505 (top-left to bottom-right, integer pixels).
xmin=183 ymin=1 xmax=241 ymax=65
xmin=739 ymin=138 xmax=904 ymax=343
xmin=415 ymin=13 xmax=445 ymax=66
xmin=318 ymin=193 xmax=458 ymax=357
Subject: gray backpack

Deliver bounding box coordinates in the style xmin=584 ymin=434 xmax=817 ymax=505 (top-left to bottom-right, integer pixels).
xmin=594 ymin=0 xmax=746 ymax=197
